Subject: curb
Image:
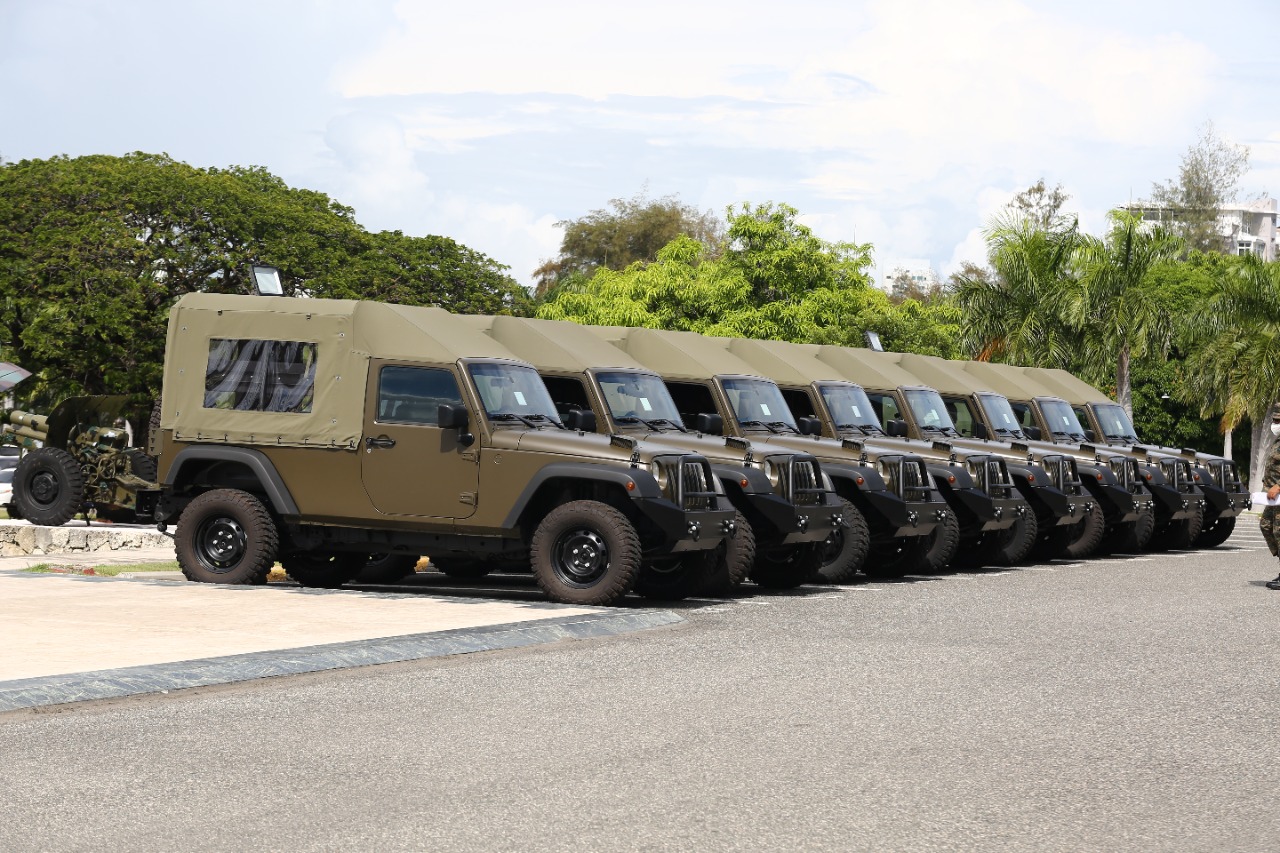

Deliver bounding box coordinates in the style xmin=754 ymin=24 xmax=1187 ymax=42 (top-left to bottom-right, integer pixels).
xmin=0 ymin=609 xmax=683 ymax=713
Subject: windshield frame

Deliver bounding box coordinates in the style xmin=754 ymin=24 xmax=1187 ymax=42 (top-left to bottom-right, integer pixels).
xmin=718 ymin=375 xmax=799 ymax=432
xmin=902 ymin=387 xmax=959 ymax=436
xmin=1091 ymin=402 xmax=1140 ymax=442
xmin=1037 ymin=396 xmax=1089 ymax=440
xmin=976 ymin=392 xmax=1026 ymax=439
xmin=590 ymin=368 xmax=687 ymax=429
xmin=464 ymin=359 xmax=563 ymax=426
xmin=815 ymin=380 xmax=884 ymax=435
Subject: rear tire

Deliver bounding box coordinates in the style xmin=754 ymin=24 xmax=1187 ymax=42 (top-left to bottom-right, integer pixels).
xmin=814 ymin=499 xmax=871 ymax=583
xmin=12 ymin=447 xmax=85 ymax=526
xmin=355 ymin=553 xmax=421 ymax=584
xmin=530 ymin=500 xmax=641 ymax=605
xmin=175 ymin=489 xmax=278 ymax=585
xmin=282 ymin=552 xmax=365 ymax=588
xmin=431 ymin=557 xmax=493 ymax=579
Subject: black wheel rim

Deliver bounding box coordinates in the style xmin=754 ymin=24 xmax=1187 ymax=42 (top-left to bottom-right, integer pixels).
xmin=819 ymin=527 xmax=844 ymax=567
xmin=551 ymin=527 xmax=610 ymax=588
xmin=29 ymin=471 xmax=61 ymax=507
xmin=196 ymin=516 xmax=247 ymax=573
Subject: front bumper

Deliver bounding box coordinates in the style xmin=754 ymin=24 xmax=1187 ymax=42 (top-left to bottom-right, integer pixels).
xmin=634 ymin=498 xmax=737 ymax=553
xmin=861 ymin=488 xmax=946 ymax=540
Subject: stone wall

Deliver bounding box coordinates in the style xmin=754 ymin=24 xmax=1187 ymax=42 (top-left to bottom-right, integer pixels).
xmin=0 ymin=523 xmax=171 ymax=557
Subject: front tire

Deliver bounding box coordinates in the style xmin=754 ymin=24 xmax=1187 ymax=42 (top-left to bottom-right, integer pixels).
xmin=634 ymin=551 xmax=717 ymax=601
xmin=530 ymin=501 xmax=641 ymax=605
xmin=814 ymin=499 xmax=871 ymax=583
xmin=699 ymin=512 xmax=756 ymax=595
xmin=1062 ymin=506 xmax=1105 ymax=560
xmin=924 ymin=511 xmax=961 ymax=571
xmin=863 ymin=533 xmax=931 ymax=578
xmin=1194 ymin=514 xmax=1236 ymax=548
xmin=13 ymin=447 xmax=86 ymax=526
xmin=176 ymin=489 xmax=278 ymax=585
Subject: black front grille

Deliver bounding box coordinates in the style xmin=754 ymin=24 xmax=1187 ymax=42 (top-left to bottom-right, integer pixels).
xmin=986 ymin=458 xmax=1014 ymax=499
xmin=679 ymin=459 xmax=715 ymax=510
xmin=901 ymin=457 xmax=932 ymax=503
xmin=786 ymin=458 xmax=825 ymax=506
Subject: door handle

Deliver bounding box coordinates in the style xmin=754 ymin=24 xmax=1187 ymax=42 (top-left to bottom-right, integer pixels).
xmin=365 ymin=435 xmax=396 ymax=450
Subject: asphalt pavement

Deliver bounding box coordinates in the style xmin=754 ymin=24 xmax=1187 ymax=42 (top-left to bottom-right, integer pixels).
xmin=1 ymin=518 xmax=1278 ymax=852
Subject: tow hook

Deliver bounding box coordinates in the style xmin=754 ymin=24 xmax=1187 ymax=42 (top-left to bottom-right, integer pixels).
xmin=993 ymin=506 xmax=1003 ymax=521
xmin=797 ymin=515 xmax=809 ymax=532
xmin=687 ymin=521 xmax=701 ymax=541
xmin=908 ymin=510 xmax=919 ymax=527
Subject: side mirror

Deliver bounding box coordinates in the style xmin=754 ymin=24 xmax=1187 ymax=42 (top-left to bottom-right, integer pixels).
xmin=886 ymin=419 xmax=908 ymax=438
xmin=438 ymin=404 xmax=475 ymax=447
xmin=695 ymin=413 xmax=723 ymax=435
xmin=1084 ymin=429 xmax=1096 ymax=442
xmin=565 ymin=409 xmax=597 ymax=433
xmin=973 ymin=422 xmax=988 ymax=440
xmin=1025 ymin=425 xmax=1042 ymax=441
xmin=796 ymin=416 xmax=822 ymax=436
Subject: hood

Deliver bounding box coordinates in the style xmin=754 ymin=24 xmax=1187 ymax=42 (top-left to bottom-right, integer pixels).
xmin=487 ymin=427 xmax=641 ymax=465
xmin=613 ymin=429 xmax=753 ymax=466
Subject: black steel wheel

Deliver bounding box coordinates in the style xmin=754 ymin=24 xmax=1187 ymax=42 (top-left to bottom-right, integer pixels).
xmin=175 ymin=489 xmax=278 ymax=585
xmin=531 ymin=500 xmax=641 ymax=605
xmin=814 ymin=500 xmax=871 ymax=584
xmin=282 ymin=552 xmax=366 ymax=588
xmin=12 ymin=447 xmax=86 ymax=526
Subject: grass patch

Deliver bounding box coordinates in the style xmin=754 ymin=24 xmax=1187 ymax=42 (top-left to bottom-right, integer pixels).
xmin=22 ymin=560 xmax=179 ymax=577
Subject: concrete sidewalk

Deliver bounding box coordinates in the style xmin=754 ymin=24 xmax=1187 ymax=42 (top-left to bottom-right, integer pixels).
xmin=0 ymin=572 xmax=681 ymax=712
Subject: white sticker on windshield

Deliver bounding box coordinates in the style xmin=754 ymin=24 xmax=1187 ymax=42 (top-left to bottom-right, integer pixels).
xmin=514 ymin=391 xmax=527 ymax=406
xmin=1061 ymin=416 xmax=1070 ymax=427
xmin=760 ymin=403 xmax=772 ymax=416
xmin=640 ymin=398 xmax=652 ymax=411
xmin=851 ymin=405 xmax=862 ymax=417
xmin=1002 ymin=413 xmax=1013 ymax=424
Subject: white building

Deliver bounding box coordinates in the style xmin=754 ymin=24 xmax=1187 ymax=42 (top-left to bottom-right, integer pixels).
xmin=1121 ymin=197 xmax=1278 ymax=261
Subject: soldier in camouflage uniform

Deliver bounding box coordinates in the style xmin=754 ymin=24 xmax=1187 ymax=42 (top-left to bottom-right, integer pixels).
xmin=1262 ymin=405 xmax=1280 ymax=589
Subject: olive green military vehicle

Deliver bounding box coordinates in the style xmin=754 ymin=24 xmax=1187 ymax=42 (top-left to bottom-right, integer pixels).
xmin=1016 ymin=365 xmax=1246 ymax=548
xmin=874 ymin=351 xmax=1155 ymax=555
xmin=585 ymin=325 xmax=951 ymax=579
xmin=720 ymin=338 xmax=1054 ymax=568
xmin=455 ymin=314 xmax=843 ymax=589
xmin=958 ymin=360 xmax=1204 ymax=551
xmin=148 ymin=293 xmax=736 ymax=606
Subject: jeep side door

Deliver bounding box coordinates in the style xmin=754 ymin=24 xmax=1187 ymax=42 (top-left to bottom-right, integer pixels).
xmin=361 ymin=361 xmax=479 ymax=519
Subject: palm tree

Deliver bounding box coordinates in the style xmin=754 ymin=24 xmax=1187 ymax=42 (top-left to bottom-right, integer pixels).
xmin=953 ymin=211 xmax=1081 ymax=367
xmin=1185 ymin=255 xmax=1280 ymax=490
xmin=1068 ymin=211 xmax=1183 ymax=418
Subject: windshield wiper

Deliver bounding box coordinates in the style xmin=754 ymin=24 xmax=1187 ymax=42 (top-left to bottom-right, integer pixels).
xmin=614 ymin=415 xmax=686 ymax=432
xmin=765 ymin=420 xmax=800 ymax=434
xmin=836 ymin=422 xmax=883 ymax=436
xmin=490 ymin=412 xmax=563 ymax=429
xmin=992 ymin=426 xmax=1019 ymax=436
xmin=739 ymin=419 xmax=779 ymax=434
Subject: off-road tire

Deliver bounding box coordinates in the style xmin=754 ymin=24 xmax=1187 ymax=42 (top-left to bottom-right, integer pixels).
xmin=1030 ymin=519 xmax=1074 ymax=562
xmin=863 ymin=533 xmax=931 ymax=578
xmin=355 ymin=553 xmax=421 ymax=584
xmin=124 ymin=448 xmax=158 ymax=482
xmin=13 ymin=447 xmax=86 ymax=526
xmin=814 ymin=499 xmax=871 ymax=584
xmin=1166 ymin=501 xmax=1204 ymax=550
xmin=176 ymin=489 xmax=278 ymax=585
xmin=1103 ymin=506 xmax=1156 ymax=554
xmin=750 ymin=542 xmax=823 ymax=589
xmin=924 ymin=511 xmax=961 ymax=572
xmin=1194 ymin=514 xmax=1236 ymax=549
xmin=282 ymin=552 xmax=366 ymax=588
xmin=431 ymin=557 xmax=494 ymax=579
xmin=530 ymin=500 xmax=641 ymax=605
xmin=1063 ymin=507 xmax=1106 ymax=560
xmin=634 ymin=551 xmax=718 ymax=601
xmin=699 ymin=512 xmax=756 ymax=595
xmin=965 ymin=510 xmax=1039 ymax=567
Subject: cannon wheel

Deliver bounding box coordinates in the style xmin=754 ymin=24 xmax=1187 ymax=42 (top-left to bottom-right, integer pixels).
xmin=13 ymin=447 xmax=86 ymax=526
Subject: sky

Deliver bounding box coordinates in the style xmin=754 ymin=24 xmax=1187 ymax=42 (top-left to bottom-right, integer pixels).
xmin=3 ymin=0 xmax=1279 ymax=290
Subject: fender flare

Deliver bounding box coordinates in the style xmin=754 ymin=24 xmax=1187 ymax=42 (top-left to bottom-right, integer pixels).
xmin=500 ymin=462 xmax=662 ymax=528
xmin=164 ymin=446 xmax=300 ymax=517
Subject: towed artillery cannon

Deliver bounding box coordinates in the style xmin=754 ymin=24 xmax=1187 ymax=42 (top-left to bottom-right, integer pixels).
xmin=4 ymin=396 xmax=158 ymax=526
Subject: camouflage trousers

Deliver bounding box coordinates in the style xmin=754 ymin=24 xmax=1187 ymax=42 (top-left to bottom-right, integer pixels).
xmin=1262 ymin=506 xmax=1280 ymax=557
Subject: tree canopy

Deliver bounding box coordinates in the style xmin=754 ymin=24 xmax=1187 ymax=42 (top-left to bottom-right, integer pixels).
xmin=1147 ymin=122 xmax=1250 ymax=254
xmin=0 ymin=152 xmax=528 ymax=402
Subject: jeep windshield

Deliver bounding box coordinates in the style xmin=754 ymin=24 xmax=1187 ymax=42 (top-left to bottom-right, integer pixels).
xmin=721 ymin=377 xmax=800 ymax=434
xmin=977 ymin=393 xmax=1026 ymax=439
xmin=817 ymin=382 xmax=884 ymax=436
xmin=468 ymin=362 xmax=562 ymax=427
xmin=1039 ymin=398 xmax=1089 ymax=441
xmin=596 ymin=371 xmax=686 ymax=431
xmin=1091 ymin=402 xmax=1140 ymax=444
xmin=904 ymin=388 xmax=960 ymax=438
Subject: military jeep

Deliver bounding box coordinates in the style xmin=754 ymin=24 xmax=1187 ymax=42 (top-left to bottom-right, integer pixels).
xmin=149 ymin=293 xmax=735 ymax=606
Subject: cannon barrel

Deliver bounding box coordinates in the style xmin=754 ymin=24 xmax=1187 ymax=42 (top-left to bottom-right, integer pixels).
xmin=3 ymin=424 xmax=47 ymax=443
xmin=9 ymin=410 xmax=48 ymax=433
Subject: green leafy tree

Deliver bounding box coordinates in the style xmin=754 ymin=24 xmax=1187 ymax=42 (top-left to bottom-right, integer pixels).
xmin=1008 ymin=179 xmax=1071 ymax=229
xmin=1147 ymin=122 xmax=1250 ymax=254
xmin=533 ymin=191 xmax=722 ymax=297
xmin=0 ymin=153 xmax=526 ymax=403
xmin=1068 ymin=211 xmax=1184 ymax=417
xmin=952 ymin=211 xmax=1082 ymax=366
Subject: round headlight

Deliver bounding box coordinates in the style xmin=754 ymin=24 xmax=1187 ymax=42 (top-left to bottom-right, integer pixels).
xmin=649 ymin=460 xmax=670 ymax=492
xmin=762 ymin=458 xmax=783 ymax=490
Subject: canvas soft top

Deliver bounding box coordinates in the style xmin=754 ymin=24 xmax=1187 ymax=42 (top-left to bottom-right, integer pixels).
xmin=1020 ymin=367 xmax=1110 ymax=404
xmin=590 ymin=327 xmax=767 ymax=381
xmin=813 ymin=347 xmax=923 ymax=391
xmin=960 ymin=361 xmax=1050 ymax=401
xmin=162 ymin=293 xmax=520 ymax=450
xmin=718 ymin=338 xmax=843 ymax=388
xmin=896 ymin=352 xmax=998 ymax=397
xmin=474 ymin=317 xmax=649 ymax=374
